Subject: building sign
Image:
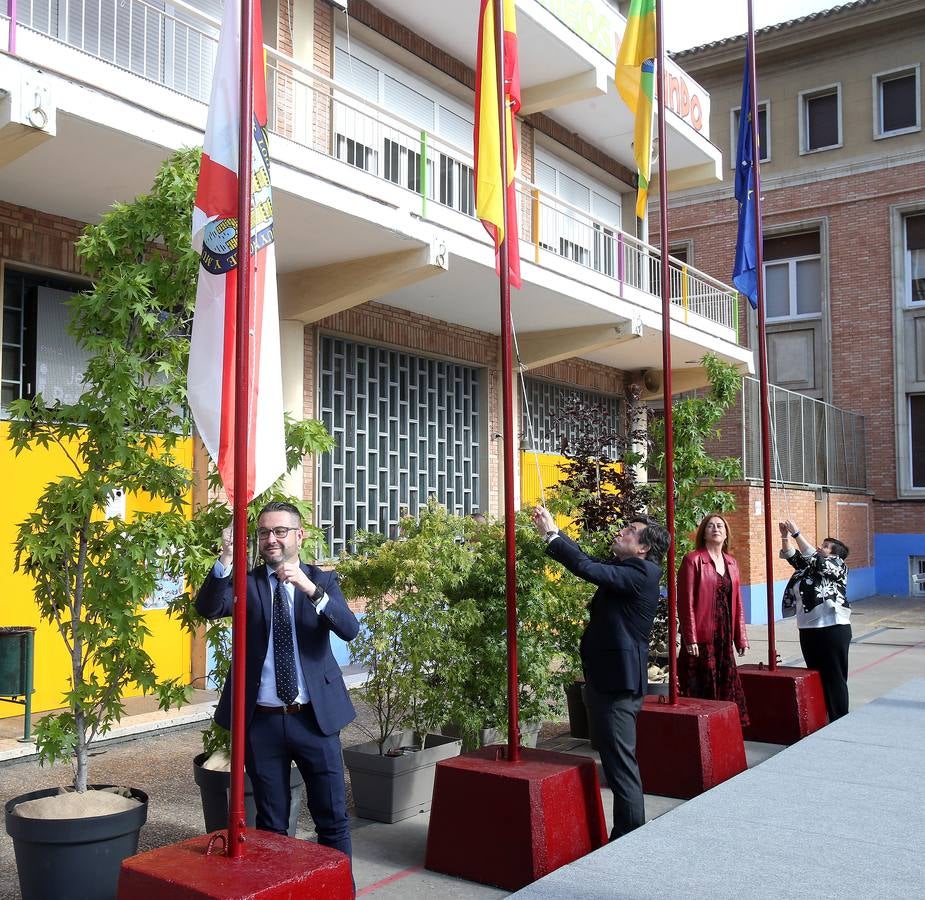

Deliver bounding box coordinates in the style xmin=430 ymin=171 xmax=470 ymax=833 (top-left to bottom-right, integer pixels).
xmin=535 ymin=0 xmax=711 ymax=138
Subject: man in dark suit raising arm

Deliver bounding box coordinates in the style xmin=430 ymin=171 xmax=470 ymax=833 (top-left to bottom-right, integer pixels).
xmin=196 ymin=501 xmax=359 ymax=857
xmin=532 ymin=506 xmax=669 ymax=841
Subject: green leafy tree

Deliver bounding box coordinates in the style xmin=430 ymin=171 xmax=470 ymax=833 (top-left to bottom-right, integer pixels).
xmin=9 ymin=148 xmax=203 ymax=792
xmin=9 ymin=147 xmax=334 ymax=788
xmin=337 ymin=502 xmax=472 ymax=753
xmin=648 ymin=353 xmax=742 ymax=561
xmin=440 ymin=512 xmax=563 ymax=750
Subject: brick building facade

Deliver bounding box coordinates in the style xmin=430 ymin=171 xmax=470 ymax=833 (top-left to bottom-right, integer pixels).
xmin=660 ymin=0 xmax=925 ymax=599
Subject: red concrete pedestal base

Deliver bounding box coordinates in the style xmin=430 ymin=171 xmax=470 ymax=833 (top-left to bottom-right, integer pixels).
xmin=117 ymin=830 xmax=353 ymax=899
xmin=425 ymin=746 xmax=607 ymax=891
xmin=636 ymin=696 xmax=746 ymax=799
xmin=739 ymin=665 xmax=828 ymax=744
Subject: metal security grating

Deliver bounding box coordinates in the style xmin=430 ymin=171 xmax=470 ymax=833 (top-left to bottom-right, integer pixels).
xmin=317 ymin=336 xmax=481 ymax=557
xmin=739 ymin=377 xmax=867 ymax=491
xmin=522 ymin=378 xmax=622 ymax=456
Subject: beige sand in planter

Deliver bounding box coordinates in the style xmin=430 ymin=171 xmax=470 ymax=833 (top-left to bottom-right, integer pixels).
xmin=13 ymin=788 xmax=141 ymax=820
xmin=200 ymin=750 xmax=231 ymax=772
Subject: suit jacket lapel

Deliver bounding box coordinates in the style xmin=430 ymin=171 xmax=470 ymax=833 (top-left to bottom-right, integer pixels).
xmin=294 ymin=562 xmax=312 ymax=635
xmin=254 ymin=564 xmax=272 ymax=637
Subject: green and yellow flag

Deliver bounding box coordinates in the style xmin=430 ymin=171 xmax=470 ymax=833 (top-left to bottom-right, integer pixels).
xmin=616 ymin=0 xmax=656 ymax=219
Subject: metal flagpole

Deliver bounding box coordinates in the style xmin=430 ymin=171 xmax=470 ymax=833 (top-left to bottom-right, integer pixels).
xmin=492 ymin=0 xmax=520 ymax=763
xmin=228 ymin=0 xmax=256 ymax=855
xmin=745 ymin=0 xmax=777 ymax=669
xmin=654 ymin=1 xmax=679 ymax=703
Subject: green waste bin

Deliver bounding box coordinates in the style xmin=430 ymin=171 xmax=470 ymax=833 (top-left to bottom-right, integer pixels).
xmin=0 ymin=627 xmax=35 ymax=741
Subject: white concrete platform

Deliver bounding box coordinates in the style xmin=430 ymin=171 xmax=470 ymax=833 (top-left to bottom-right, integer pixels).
xmin=511 ymin=678 xmax=925 ymax=900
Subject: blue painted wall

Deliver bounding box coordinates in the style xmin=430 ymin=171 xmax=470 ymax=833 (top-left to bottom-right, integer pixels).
xmin=874 ymin=533 xmax=922 ymax=595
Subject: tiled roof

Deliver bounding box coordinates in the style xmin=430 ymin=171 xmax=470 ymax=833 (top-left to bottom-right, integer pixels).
xmin=671 ymin=0 xmax=880 ymax=58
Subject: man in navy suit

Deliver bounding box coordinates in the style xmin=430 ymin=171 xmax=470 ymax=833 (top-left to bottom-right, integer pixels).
xmin=196 ymin=501 xmax=359 ymax=857
xmin=532 ymin=506 xmax=669 ymax=841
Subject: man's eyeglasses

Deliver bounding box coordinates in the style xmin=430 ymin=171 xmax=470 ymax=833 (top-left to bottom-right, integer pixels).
xmin=256 ymin=526 xmax=300 ymax=541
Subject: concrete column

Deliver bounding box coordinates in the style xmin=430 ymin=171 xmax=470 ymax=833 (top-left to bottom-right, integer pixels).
xmin=280 ymin=319 xmax=305 ymax=499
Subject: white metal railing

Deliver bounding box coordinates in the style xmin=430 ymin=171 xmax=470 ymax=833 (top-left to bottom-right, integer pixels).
xmin=519 ymin=182 xmax=738 ymax=330
xmin=12 ymin=0 xmax=740 ymax=334
xmin=15 ymin=0 xmax=219 ymax=100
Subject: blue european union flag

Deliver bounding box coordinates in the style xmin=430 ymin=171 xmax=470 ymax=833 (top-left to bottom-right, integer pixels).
xmin=732 ymin=52 xmax=758 ymax=309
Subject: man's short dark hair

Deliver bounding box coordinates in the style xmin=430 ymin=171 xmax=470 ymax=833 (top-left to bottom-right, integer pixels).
xmin=258 ymin=501 xmax=302 ymax=523
xmin=631 ymin=515 xmax=671 ymax=565
xmin=824 ymin=537 xmax=849 ymax=560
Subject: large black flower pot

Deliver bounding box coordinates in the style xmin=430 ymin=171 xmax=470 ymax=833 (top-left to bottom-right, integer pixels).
xmin=4 ymin=785 xmax=148 ymax=900
xmin=192 ymin=752 xmax=304 ymax=836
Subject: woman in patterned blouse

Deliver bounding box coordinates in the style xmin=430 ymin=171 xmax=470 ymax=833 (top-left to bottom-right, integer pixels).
xmin=779 ymin=520 xmax=851 ymax=721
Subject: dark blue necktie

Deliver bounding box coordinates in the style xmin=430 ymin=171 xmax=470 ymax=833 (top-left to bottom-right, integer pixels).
xmin=272 ymin=579 xmax=298 ymax=705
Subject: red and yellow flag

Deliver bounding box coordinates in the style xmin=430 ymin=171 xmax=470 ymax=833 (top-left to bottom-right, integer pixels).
xmin=474 ymin=0 xmax=521 ymax=288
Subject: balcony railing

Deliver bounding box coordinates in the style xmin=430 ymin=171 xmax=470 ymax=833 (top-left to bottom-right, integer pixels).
xmin=11 ymin=0 xmax=739 ymax=335
xmin=738 ymin=377 xmax=867 ymax=491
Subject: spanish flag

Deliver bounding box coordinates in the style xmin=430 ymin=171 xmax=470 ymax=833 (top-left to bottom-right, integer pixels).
xmin=474 ymin=0 xmax=521 ymax=288
xmin=616 ymin=0 xmax=656 ymax=220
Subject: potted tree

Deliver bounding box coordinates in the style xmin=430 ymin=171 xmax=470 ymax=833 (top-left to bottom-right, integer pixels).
xmin=438 ymin=511 xmax=564 ymax=751
xmin=337 ymin=503 xmax=466 ymax=823
xmin=3 ymin=150 xmax=202 ymax=900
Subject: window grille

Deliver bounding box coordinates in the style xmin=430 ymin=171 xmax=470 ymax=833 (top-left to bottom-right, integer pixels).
xmin=317 ymin=336 xmax=481 ymax=557
xmin=522 ymin=378 xmax=622 ymax=457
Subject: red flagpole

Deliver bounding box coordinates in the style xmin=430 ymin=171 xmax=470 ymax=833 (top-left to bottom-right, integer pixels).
xmin=228 ymin=0 xmax=256 ymax=855
xmin=492 ymin=0 xmax=520 ymax=763
xmin=654 ymin=1 xmax=679 ymax=704
xmin=745 ymin=0 xmax=777 ymax=669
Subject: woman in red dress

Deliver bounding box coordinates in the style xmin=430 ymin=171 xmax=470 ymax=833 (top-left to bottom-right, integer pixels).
xmin=677 ymin=514 xmax=750 ymax=726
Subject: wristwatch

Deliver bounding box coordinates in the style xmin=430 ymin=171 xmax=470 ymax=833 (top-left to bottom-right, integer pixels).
xmin=310 ymin=586 xmax=326 ymax=607
xmin=544 ymin=530 xmax=558 ymax=544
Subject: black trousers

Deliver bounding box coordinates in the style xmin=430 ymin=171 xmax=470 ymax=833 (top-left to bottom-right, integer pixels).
xmin=799 ymin=624 xmax=852 ymax=721
xmin=245 ymin=704 xmax=352 ymax=857
xmin=584 ymin=681 xmax=645 ymax=840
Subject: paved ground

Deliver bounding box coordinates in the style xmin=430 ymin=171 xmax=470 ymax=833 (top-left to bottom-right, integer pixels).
xmin=0 ymin=593 xmax=922 ymax=899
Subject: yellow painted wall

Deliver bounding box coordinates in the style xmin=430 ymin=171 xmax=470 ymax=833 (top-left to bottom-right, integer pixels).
xmin=520 ymin=450 xmax=624 ymax=534
xmin=520 ymin=450 xmax=573 ymax=532
xmin=0 ymin=423 xmax=193 ymax=718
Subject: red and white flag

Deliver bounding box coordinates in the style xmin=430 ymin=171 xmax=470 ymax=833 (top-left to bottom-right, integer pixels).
xmin=188 ymin=0 xmax=286 ymax=503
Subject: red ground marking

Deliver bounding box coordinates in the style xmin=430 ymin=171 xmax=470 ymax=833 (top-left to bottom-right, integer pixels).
xmin=849 ymin=638 xmax=925 ymax=676
xmin=356 ymin=864 xmax=423 ymax=896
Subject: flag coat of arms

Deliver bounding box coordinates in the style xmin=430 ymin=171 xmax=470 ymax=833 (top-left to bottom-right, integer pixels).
xmin=474 ymin=0 xmax=522 ymax=288
xmin=188 ymin=0 xmax=286 ymax=502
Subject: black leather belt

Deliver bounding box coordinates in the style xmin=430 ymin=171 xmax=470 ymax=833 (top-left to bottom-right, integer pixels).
xmin=255 ymin=702 xmax=310 ymax=714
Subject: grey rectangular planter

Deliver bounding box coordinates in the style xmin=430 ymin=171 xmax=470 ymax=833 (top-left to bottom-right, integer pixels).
xmin=442 ymin=720 xmax=542 ymax=750
xmin=343 ymin=730 xmax=461 ymax=824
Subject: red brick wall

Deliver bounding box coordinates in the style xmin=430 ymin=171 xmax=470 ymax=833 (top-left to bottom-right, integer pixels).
xmin=0 ymin=202 xmax=86 ymax=275
xmin=718 ymin=484 xmax=871 ymax=585
xmin=312 ymin=0 xmax=333 ymax=153
xmin=655 ymin=162 xmax=925 ymax=538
